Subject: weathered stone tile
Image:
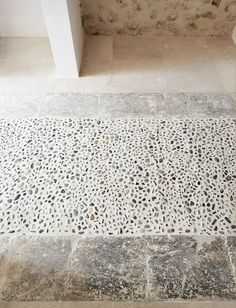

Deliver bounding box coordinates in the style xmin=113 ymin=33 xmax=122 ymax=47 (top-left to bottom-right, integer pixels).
xmin=98 ymin=93 xmax=236 ymax=119
xmin=99 ymin=93 xmax=156 ymax=118
xmin=146 ymin=236 xmax=236 ymax=300
xmin=146 ymin=236 xmax=197 ymax=299
xmin=154 ymin=93 xmax=236 ymax=118
xmin=154 ymin=93 xmax=188 ymax=118
xmin=182 ymin=93 xmax=236 ymax=118
xmin=65 ymin=236 xmax=146 ymax=300
xmin=183 ymin=237 xmax=236 ymax=300
xmin=227 ymin=236 xmax=236 ymax=280
xmin=0 ymin=94 xmax=40 ymax=118
xmin=0 ymin=236 xmax=72 ymax=301
xmin=0 ymin=93 xmax=99 ymax=118
xmin=38 ymin=93 xmax=99 ymax=118
xmin=0 ymin=237 xmax=10 ymax=255
xmin=1 ymin=93 xmax=236 ymax=119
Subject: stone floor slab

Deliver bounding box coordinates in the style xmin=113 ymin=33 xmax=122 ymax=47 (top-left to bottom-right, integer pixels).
xmin=227 ymin=236 xmax=236 ymax=281
xmin=0 ymin=237 xmax=72 ymax=301
xmin=146 ymin=236 xmax=236 ymax=300
xmin=146 ymin=236 xmax=197 ymax=299
xmin=0 ymin=93 xmax=235 ymax=119
xmin=1 ymin=302 xmax=236 ymax=308
xmin=0 ymin=236 xmax=235 ymax=301
xmin=183 ymin=237 xmax=236 ymax=300
xmin=65 ymin=237 xmax=146 ymax=300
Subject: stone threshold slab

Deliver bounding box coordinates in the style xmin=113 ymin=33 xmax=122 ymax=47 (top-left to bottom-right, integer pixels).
xmin=0 ymin=235 xmax=235 ymax=301
xmin=0 ymin=93 xmax=235 ymax=118
xmin=0 ymin=302 xmax=236 ymax=308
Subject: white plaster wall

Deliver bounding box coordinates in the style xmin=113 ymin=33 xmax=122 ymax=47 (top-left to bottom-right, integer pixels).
xmin=67 ymin=0 xmax=84 ymax=73
xmin=0 ymin=0 xmax=48 ymax=36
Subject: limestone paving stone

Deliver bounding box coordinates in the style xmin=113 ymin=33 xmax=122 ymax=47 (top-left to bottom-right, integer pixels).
xmin=0 ymin=237 xmax=72 ymax=301
xmin=146 ymin=236 xmax=236 ymax=300
xmin=183 ymin=237 xmax=236 ymax=299
xmin=0 ymin=93 xmax=236 ymax=119
xmin=0 ymin=93 xmax=99 ymax=118
xmin=99 ymin=93 xmax=156 ymax=118
xmin=146 ymin=236 xmax=197 ymax=299
xmin=65 ymin=236 xmax=146 ymax=300
xmin=0 ymin=236 xmax=235 ymax=301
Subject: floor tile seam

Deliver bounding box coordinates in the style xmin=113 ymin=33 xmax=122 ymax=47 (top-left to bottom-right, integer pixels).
xmin=225 ymin=237 xmax=236 ymax=287
xmin=1 ymin=117 xmax=236 ymax=121
xmin=2 ymin=92 xmax=236 ymax=96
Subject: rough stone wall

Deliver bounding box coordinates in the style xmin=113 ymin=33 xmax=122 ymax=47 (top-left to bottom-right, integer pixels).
xmin=80 ymin=0 xmax=236 ymax=36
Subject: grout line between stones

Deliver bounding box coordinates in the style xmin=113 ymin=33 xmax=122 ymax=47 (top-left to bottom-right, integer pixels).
xmin=225 ymin=236 xmax=236 ymax=286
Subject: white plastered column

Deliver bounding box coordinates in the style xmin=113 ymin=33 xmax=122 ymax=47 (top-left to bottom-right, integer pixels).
xmin=41 ymin=0 xmax=83 ymax=78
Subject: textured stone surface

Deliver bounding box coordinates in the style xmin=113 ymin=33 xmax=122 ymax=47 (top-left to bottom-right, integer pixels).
xmin=0 ymin=236 xmax=235 ymax=301
xmin=0 ymin=118 xmax=236 ymax=236
xmin=183 ymin=237 xmax=236 ymax=299
xmin=65 ymin=237 xmax=146 ymax=300
xmin=0 ymin=93 xmax=235 ymax=119
xmin=227 ymin=236 xmax=236 ymax=280
xmin=0 ymin=303 xmax=236 ymax=308
xmin=0 ymin=237 xmax=71 ymax=301
xmin=99 ymin=93 xmax=236 ymax=118
xmin=146 ymin=236 xmax=197 ymax=299
xmin=99 ymin=93 xmax=156 ymax=117
xmin=80 ymin=0 xmax=236 ymax=37
xmin=0 ymin=93 xmax=98 ymax=118
xmin=209 ymin=0 xmax=236 ymax=36
xmin=146 ymin=236 xmax=236 ymax=300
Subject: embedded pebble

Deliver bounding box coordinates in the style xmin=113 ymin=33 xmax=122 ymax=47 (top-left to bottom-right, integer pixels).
xmin=0 ymin=118 xmax=235 ymax=236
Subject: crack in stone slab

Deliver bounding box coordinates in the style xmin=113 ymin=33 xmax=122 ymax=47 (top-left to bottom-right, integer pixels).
xmin=227 ymin=237 xmax=236 ymax=284
xmin=0 ymin=118 xmax=236 ymax=236
xmin=0 ymin=235 xmax=235 ymax=301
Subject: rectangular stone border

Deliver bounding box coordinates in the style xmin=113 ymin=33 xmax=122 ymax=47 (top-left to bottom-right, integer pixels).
xmin=0 ymin=302 xmax=236 ymax=308
xmin=0 ymin=93 xmax=235 ymax=119
xmin=0 ymin=235 xmax=235 ymax=301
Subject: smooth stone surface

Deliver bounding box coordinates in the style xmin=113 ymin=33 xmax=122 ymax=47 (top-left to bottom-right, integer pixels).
xmin=1 ymin=36 xmax=235 ymax=93
xmin=0 ymin=236 xmax=235 ymax=301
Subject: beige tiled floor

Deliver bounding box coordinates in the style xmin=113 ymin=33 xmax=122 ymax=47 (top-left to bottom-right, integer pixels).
xmin=0 ymin=35 xmax=235 ymax=93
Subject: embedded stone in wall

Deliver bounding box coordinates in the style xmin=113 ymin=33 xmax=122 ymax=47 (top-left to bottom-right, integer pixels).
xmin=209 ymin=0 xmax=236 ymax=36
xmin=80 ymin=0 xmax=236 ymax=36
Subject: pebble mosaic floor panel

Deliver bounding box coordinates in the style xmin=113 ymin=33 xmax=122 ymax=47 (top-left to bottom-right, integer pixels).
xmin=0 ymin=118 xmax=236 ymax=236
